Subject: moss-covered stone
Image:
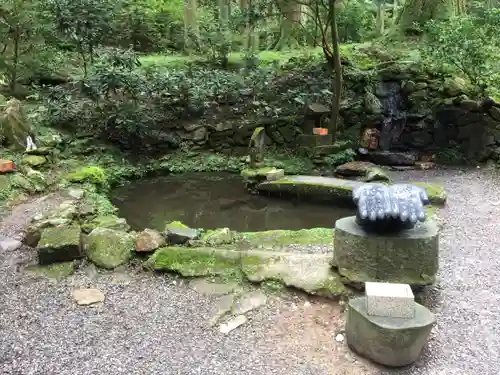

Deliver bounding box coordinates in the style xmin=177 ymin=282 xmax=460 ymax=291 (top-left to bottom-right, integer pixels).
xmin=240 ymin=228 xmax=333 ymax=247
xmin=241 ymin=250 xmax=346 ymax=298
xmin=37 ymin=224 xmax=83 ymax=265
xmin=257 ymin=175 xmax=362 ymax=202
xmin=86 ymin=228 xmax=135 ymax=269
xmin=22 ymin=155 xmax=47 ymax=168
xmin=164 ymin=221 xmax=200 ymax=244
xmin=411 ymin=182 xmax=447 ymax=205
xmin=81 ymin=215 xmax=130 ymax=233
xmin=26 ymin=261 xmax=75 ymax=280
xmin=333 ymin=216 xmax=439 ymax=288
xmin=146 ymin=246 xmax=241 ymax=277
xmin=199 ymin=228 xmax=237 ymax=246
xmin=66 ymin=166 xmax=107 ymax=186
xmin=257 ymin=176 xmax=447 ymax=206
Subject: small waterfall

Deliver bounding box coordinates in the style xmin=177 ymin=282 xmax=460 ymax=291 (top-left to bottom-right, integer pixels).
xmin=377 ymin=81 xmax=407 ymax=151
xmin=25 ymin=136 xmax=37 ymax=151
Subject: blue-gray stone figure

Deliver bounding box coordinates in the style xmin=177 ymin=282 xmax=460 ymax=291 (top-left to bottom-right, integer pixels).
xmin=352 ymin=183 xmax=430 ymax=233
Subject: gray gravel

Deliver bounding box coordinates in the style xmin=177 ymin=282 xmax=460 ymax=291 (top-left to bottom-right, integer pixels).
xmin=1 ymin=167 xmax=500 ymax=375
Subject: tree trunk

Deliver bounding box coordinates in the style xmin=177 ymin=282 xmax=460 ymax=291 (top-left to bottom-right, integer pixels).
xmin=183 ymin=0 xmax=198 ymax=52
xmin=376 ymin=2 xmax=385 ymax=36
xmin=396 ymin=0 xmax=462 ymax=34
xmin=274 ymin=1 xmax=301 ymax=50
xmin=328 ymin=0 xmax=342 ymax=142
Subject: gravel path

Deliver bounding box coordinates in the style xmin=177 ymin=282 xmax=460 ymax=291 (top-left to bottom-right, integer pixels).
xmin=1 ymin=167 xmax=499 ymax=375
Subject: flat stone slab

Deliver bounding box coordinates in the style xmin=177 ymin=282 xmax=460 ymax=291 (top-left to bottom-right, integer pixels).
xmin=257 ymin=175 xmax=362 ymax=203
xmin=333 ymin=216 xmax=439 ymax=287
xmin=346 ymin=296 xmax=436 ymax=367
xmin=242 ymin=250 xmax=346 ymax=298
xmin=257 ymin=176 xmax=447 ymax=205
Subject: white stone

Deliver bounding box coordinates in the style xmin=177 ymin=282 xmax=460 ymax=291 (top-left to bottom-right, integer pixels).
xmin=365 ymin=282 xmax=415 ymax=319
xmin=335 ymin=333 xmax=345 ymax=342
xmin=72 ymin=288 xmax=105 ymax=306
xmin=219 ymin=315 xmax=247 ymax=334
xmin=266 ymin=168 xmax=285 ymax=181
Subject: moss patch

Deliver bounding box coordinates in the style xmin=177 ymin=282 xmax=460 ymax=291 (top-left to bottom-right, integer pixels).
xmin=66 ymin=166 xmax=107 ymax=186
xmin=240 ymin=228 xmax=333 ymax=247
xmin=411 ymin=182 xmax=447 ymax=205
xmin=146 ymin=247 xmax=242 ymax=278
xmin=26 ymin=261 xmax=75 ymax=280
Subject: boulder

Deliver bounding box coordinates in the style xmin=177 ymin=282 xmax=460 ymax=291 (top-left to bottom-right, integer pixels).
xmin=164 ymin=221 xmax=200 ymax=244
xmin=37 ymin=224 xmax=83 ymax=265
xmin=0 ymin=98 xmax=34 ymax=149
xmin=346 ymin=297 xmax=436 ymax=367
xmin=136 ymin=228 xmax=166 ymax=252
xmin=333 ymin=216 xmax=439 ymax=288
xmin=24 ymin=201 xmax=77 ymax=246
xmin=86 ymin=228 xmax=135 ymax=269
xmin=22 ymin=155 xmax=47 ymax=168
xmin=81 ymin=215 xmax=130 ymax=233
xmin=199 ymin=228 xmax=235 ymax=246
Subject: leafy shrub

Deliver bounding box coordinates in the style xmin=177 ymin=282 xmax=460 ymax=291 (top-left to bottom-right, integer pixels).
xmin=337 ymin=0 xmax=375 ymax=43
xmin=421 ymin=10 xmax=500 ymax=87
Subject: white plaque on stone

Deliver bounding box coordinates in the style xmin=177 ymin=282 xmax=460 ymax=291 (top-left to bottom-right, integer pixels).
xmin=365 ymin=282 xmax=415 ymax=319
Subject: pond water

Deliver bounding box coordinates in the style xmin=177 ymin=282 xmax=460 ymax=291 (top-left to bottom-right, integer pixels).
xmin=111 ymin=173 xmax=356 ymax=232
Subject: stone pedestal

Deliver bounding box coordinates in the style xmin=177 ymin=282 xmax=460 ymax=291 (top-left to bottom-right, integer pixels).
xmin=345 ymin=296 xmax=436 ymax=367
xmin=333 ymin=216 xmax=439 ymax=287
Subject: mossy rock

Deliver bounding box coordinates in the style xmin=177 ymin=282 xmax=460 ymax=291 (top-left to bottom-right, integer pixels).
xmin=164 ymin=221 xmax=200 ymax=244
xmin=81 ymin=215 xmax=130 ymax=233
xmin=86 ymin=228 xmax=135 ymax=269
xmin=26 ymin=261 xmax=76 ymax=280
xmin=146 ymin=247 xmax=241 ymax=278
xmin=411 ymin=182 xmax=447 ymax=205
xmin=241 ymin=250 xmax=346 ymax=298
xmin=22 ymin=155 xmax=47 ymax=168
xmin=240 ymin=228 xmax=333 ymax=247
xmin=199 ymin=228 xmax=238 ymax=246
xmin=25 ymin=146 xmax=52 ymax=156
xmin=37 ymin=224 xmax=83 ymax=265
xmin=66 ymin=166 xmax=107 ymax=186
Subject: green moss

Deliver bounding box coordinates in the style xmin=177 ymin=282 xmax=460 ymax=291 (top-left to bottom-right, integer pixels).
xmin=26 ymin=261 xmax=75 ymax=280
xmin=165 ymin=220 xmax=189 ymax=230
xmin=241 ymin=228 xmax=334 ymax=247
xmin=146 ymin=247 xmax=241 ymax=278
xmin=411 ymin=181 xmax=447 ymax=205
xmin=240 ymin=167 xmax=276 ymax=179
xmin=66 ymin=166 xmax=107 ymax=186
xmin=81 ymin=215 xmax=130 ymax=233
xmin=22 ymin=155 xmax=47 ymax=167
xmin=86 ymin=228 xmax=135 ymax=269
xmin=314 ymin=275 xmax=347 ymax=298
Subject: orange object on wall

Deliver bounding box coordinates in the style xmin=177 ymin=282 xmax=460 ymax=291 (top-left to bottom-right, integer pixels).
xmin=0 ymin=159 xmax=16 ymax=173
xmin=313 ymin=127 xmax=329 ymax=135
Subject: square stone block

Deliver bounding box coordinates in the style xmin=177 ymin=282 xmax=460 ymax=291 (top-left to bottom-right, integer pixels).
xmin=266 ymin=168 xmax=285 ymax=181
xmin=365 ymin=282 xmax=415 ymax=319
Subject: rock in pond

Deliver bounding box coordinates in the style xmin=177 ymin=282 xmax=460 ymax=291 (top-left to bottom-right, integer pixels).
xmin=86 ymin=228 xmax=135 ymax=269
xmin=37 ymin=224 xmax=83 ymax=265
xmin=164 ymin=221 xmax=200 ymax=244
xmin=346 ymin=296 xmax=436 ymax=367
xmin=333 ymin=216 xmax=439 ymax=288
xmin=257 ymin=175 xmax=363 ymax=203
xmin=256 ymin=176 xmax=447 ymax=205
xmin=136 ymin=228 xmax=166 ymax=252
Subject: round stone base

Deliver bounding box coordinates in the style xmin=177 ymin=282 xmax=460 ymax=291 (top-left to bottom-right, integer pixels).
xmin=333 ymin=216 xmax=439 ymax=287
xmin=345 ymin=297 xmax=436 ymax=367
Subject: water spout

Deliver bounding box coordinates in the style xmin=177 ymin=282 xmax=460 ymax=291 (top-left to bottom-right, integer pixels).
xmin=25 ymin=136 xmax=37 ymax=151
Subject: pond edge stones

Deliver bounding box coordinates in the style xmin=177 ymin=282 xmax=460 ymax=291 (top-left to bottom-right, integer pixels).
xmin=345 ymin=282 xmax=436 ymax=367
xmin=333 ymin=216 xmax=439 ymax=288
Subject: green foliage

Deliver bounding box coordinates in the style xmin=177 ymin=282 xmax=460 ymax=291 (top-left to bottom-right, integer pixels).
xmin=337 ymin=0 xmax=376 ymax=43
xmin=421 ymin=10 xmax=500 ymax=87
xmin=66 ymin=165 xmax=108 ymax=186
xmin=324 ymin=149 xmax=356 ymax=167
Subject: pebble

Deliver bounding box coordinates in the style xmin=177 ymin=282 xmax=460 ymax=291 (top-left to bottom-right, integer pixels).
xmin=219 ymin=315 xmax=248 ymax=334
xmin=72 ymin=288 xmax=105 ymax=306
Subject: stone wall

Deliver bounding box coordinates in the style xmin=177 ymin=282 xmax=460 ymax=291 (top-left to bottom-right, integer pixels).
xmin=176 ymin=66 xmax=500 ymax=162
